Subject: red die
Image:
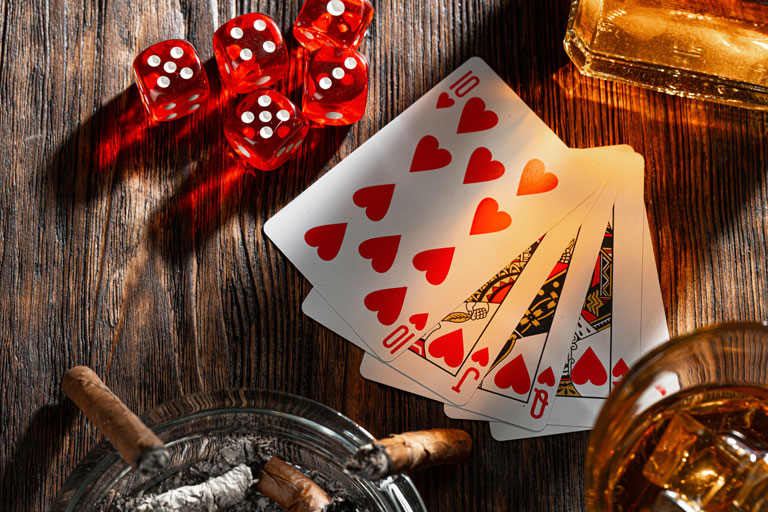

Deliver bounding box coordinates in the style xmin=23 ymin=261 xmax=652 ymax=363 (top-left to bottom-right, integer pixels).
xmin=293 ymin=0 xmax=374 ymax=51
xmin=303 ymin=48 xmax=368 ymax=126
xmin=224 ymin=90 xmax=309 ymax=170
xmin=132 ymin=40 xmax=210 ymax=122
xmin=213 ymin=14 xmax=289 ymax=94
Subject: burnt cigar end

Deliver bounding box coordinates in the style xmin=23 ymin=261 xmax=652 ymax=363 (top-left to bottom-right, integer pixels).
xmin=135 ymin=445 xmax=172 ymax=475
xmin=344 ymin=443 xmax=390 ymax=480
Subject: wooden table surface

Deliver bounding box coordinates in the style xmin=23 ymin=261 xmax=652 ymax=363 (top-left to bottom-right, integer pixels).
xmin=2 ymin=0 xmax=768 ymax=510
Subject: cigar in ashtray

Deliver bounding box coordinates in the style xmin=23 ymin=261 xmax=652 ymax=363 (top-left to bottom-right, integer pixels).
xmin=62 ymin=366 xmax=171 ymax=474
xmin=64 ymin=366 xmax=472 ymax=511
xmin=344 ymin=428 xmax=473 ymax=480
xmin=63 ymin=366 xmax=334 ymax=511
xmin=125 ymin=457 xmax=334 ymax=512
xmin=121 ymin=429 xmax=472 ymax=512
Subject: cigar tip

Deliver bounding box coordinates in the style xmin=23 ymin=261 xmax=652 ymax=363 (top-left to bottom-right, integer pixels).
xmin=344 ymin=443 xmax=389 ymax=480
xmin=136 ymin=446 xmax=171 ymax=475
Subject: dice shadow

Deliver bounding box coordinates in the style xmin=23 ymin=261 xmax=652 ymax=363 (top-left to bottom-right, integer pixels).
xmin=146 ymin=123 xmax=351 ymax=263
xmin=44 ymin=58 xmax=233 ymax=211
xmin=45 ymin=55 xmax=351 ymax=262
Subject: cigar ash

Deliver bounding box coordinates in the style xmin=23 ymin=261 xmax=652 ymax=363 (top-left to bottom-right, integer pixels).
xmin=345 ymin=444 xmax=391 ymax=480
xmin=96 ymin=436 xmax=364 ymax=512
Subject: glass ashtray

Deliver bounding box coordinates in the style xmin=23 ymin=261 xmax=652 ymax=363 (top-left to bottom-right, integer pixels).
xmin=53 ymin=389 xmax=426 ymax=511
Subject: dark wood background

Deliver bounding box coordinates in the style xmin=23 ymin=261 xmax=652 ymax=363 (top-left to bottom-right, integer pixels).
xmin=2 ymin=0 xmax=767 ymax=510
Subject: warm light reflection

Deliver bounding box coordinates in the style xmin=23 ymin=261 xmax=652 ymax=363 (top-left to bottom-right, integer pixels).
xmin=172 ymin=161 xmax=250 ymax=238
xmin=92 ymin=57 xmax=234 ymax=176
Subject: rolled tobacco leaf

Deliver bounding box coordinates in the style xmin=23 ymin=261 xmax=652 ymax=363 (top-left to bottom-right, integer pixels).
xmin=62 ymin=366 xmax=170 ymax=474
xmin=345 ymin=428 xmax=472 ymax=480
xmin=255 ymin=456 xmax=333 ymax=512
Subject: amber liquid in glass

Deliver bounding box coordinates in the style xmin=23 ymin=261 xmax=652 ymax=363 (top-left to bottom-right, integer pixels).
xmin=605 ymin=385 xmax=768 ymax=511
xmin=566 ymin=0 xmax=768 ymax=107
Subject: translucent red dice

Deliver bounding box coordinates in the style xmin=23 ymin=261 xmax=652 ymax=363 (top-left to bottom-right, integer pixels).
xmin=225 ymin=90 xmax=309 ymax=170
xmin=293 ymin=0 xmax=374 ymax=51
xmin=132 ymin=40 xmax=210 ymax=122
xmin=213 ymin=13 xmax=289 ymax=94
xmin=303 ymin=47 xmax=368 ymax=126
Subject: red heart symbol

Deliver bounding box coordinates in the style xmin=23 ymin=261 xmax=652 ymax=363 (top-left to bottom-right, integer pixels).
xmin=436 ymin=92 xmax=455 ymax=109
xmin=304 ymin=223 xmax=347 ymax=261
xmin=471 ymin=347 xmax=489 ymax=367
xmin=493 ymin=354 xmax=531 ymax=394
xmin=352 ymin=184 xmax=396 ymax=221
xmin=469 ymin=198 xmax=511 ymax=235
xmin=537 ymin=366 xmax=556 ymax=387
xmin=358 ymin=235 xmax=401 ymax=273
xmin=517 ymin=159 xmax=558 ymax=196
xmin=571 ymin=347 xmax=607 ymax=386
xmin=409 ymin=313 xmax=429 ymax=330
xmin=464 ymin=147 xmax=505 ymax=184
xmin=412 ymin=247 xmax=455 ymax=285
xmin=410 ymin=135 xmax=452 ymax=173
xmin=428 ymin=328 xmax=464 ymax=368
xmin=364 ymin=287 xmax=407 ymax=326
xmin=612 ymin=358 xmax=629 ymax=379
xmin=457 ymin=97 xmax=498 ymax=134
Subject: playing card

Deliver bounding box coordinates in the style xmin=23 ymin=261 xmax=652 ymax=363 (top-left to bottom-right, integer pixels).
xmin=454 ymin=148 xmax=642 ymax=430
xmin=489 ymin=422 xmax=590 ymax=440
xmin=442 ymin=402 xmax=590 ymax=438
xmin=547 ymin=206 xmax=668 ymax=427
xmin=637 ymin=207 xmax=670 ymax=354
xmin=367 ymin=197 xmax=605 ymax=404
xmin=265 ymin=57 xmax=600 ymax=361
xmin=306 ymin=196 xmax=599 ymax=403
xmin=488 ymin=210 xmax=669 ymax=437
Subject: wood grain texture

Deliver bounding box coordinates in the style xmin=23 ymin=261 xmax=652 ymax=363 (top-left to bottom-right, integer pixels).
xmin=1 ymin=0 xmax=767 ymax=510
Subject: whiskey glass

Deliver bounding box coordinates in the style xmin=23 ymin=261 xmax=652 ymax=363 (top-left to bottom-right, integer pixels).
xmin=585 ymin=322 xmax=768 ymax=511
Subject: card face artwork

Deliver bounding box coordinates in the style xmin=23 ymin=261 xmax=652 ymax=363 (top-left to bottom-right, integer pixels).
xmin=548 ymin=208 xmax=668 ymax=428
xmin=460 ymin=211 xmax=667 ymax=436
xmin=556 ymin=222 xmax=615 ymax=401
xmin=400 ymin=239 xmax=543 ymax=375
xmin=455 ymin=155 xmax=626 ymax=430
xmin=265 ymin=57 xmax=599 ymax=361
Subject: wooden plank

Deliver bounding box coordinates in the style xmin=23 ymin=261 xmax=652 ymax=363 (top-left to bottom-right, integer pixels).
xmin=1 ymin=0 xmax=767 ymax=510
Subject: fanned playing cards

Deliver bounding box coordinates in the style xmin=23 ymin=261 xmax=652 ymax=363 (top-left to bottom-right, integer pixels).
xmin=265 ymin=58 xmax=668 ymax=439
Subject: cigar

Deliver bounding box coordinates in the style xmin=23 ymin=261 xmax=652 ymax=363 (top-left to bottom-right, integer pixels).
xmin=345 ymin=428 xmax=472 ymax=480
xmin=62 ymin=366 xmax=170 ymax=474
xmin=120 ymin=456 xmax=335 ymax=512
xmin=255 ymin=456 xmax=333 ymax=512
xmin=128 ymin=463 xmax=255 ymax=511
